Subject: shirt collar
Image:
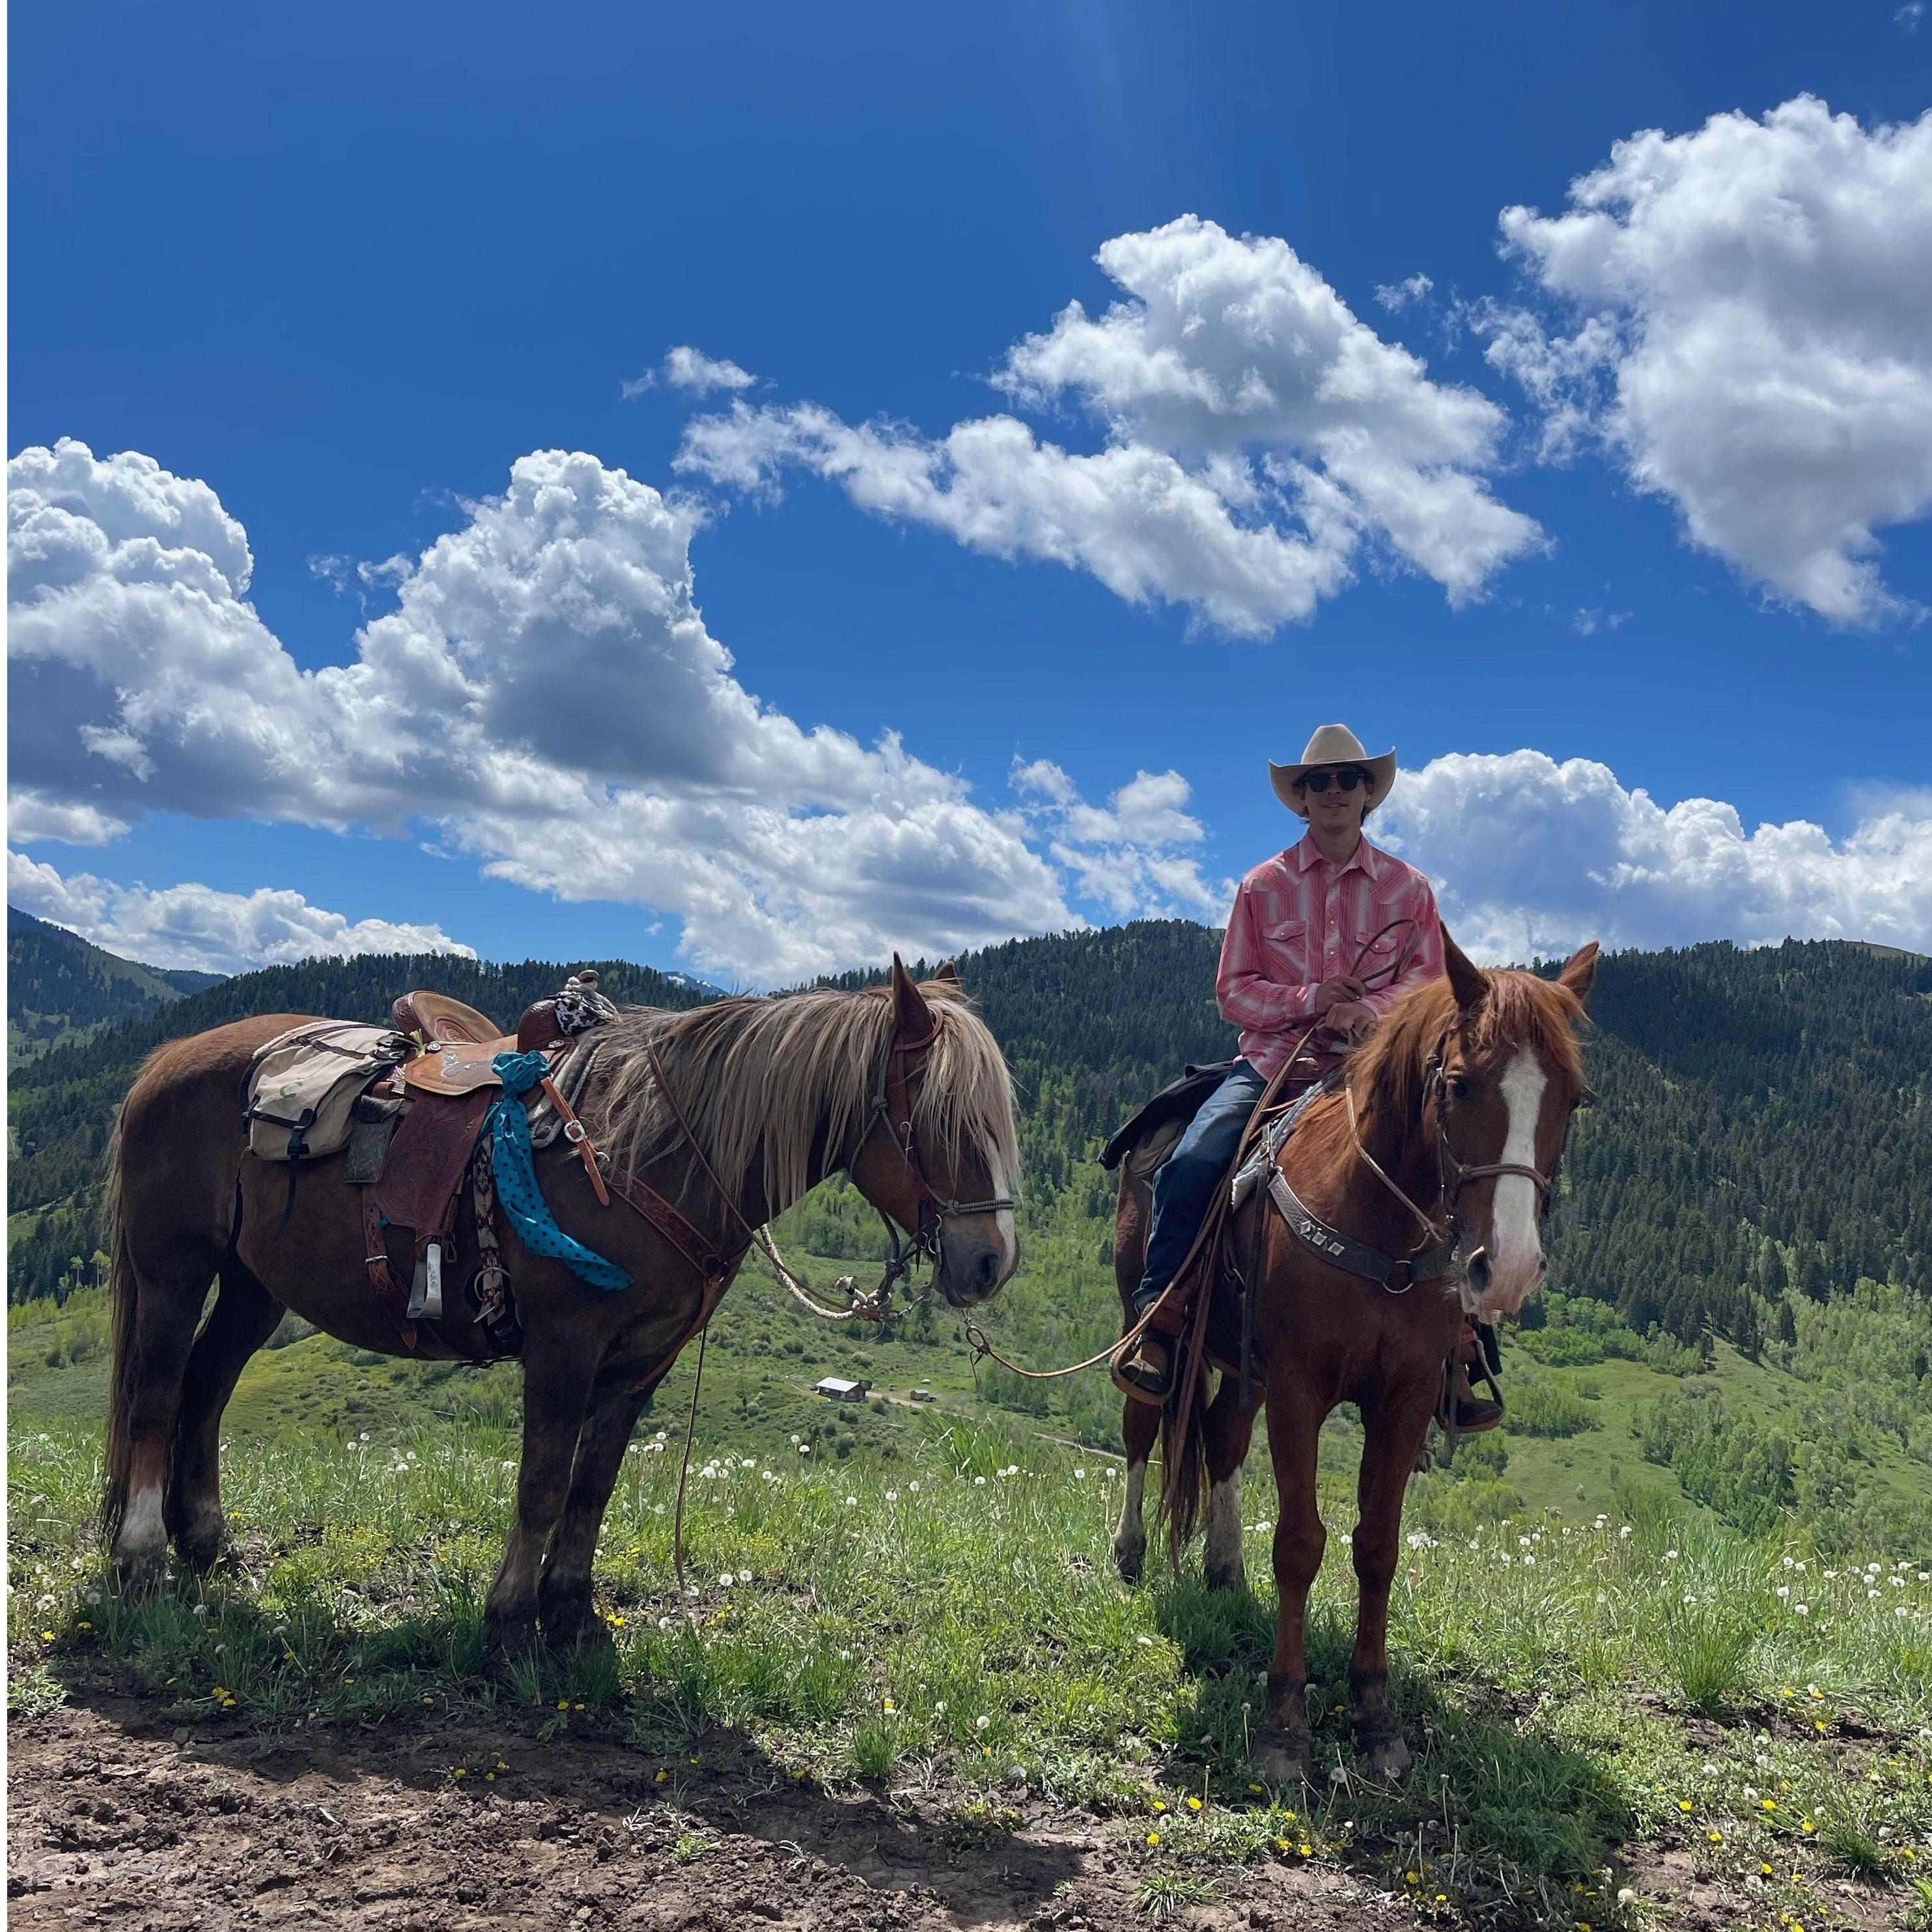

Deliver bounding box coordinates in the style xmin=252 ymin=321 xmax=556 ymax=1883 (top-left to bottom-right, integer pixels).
xmin=1289 ymin=830 xmax=1381 ymax=880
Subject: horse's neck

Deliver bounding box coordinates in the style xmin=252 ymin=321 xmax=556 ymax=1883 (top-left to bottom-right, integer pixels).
xmin=1294 ymin=1071 xmax=1438 ymax=1239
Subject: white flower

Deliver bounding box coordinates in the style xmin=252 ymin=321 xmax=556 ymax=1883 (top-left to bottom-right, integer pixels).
xmin=974 ymin=1476 xmax=987 ymax=1487
xmin=1619 ymin=1525 xmax=1633 ymax=1538
xmin=1777 ymin=1586 xmax=1790 ymax=1598
xmin=885 ymin=1491 xmax=899 ymax=1502
xmin=975 ymin=1715 xmax=990 ymax=1730
xmin=845 ymin=1497 xmax=858 ymax=1508
xmin=1795 ymin=1603 xmax=1810 ymax=1616
xmin=798 ymin=1445 xmax=810 ymax=1455
xmin=1075 ymin=1469 xmax=1087 ymax=1481
xmin=908 ymin=1481 xmax=920 ymax=1492
xmin=1664 ymin=1548 xmax=1679 ymax=1561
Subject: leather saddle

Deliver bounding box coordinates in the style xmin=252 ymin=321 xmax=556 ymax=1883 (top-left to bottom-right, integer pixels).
xmin=364 ymin=972 xmax=619 ymax=1346
xmin=393 ymin=972 xmax=617 ymax=1095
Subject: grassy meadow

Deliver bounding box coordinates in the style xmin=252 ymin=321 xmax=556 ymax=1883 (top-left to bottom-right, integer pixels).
xmin=10 ymin=1261 xmax=1932 ymax=1932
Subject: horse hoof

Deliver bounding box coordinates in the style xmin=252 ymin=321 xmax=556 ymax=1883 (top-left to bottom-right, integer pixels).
xmin=113 ymin=1548 xmax=169 ymax=1595
xmin=483 ymin=1616 xmax=540 ymax=1667
xmin=1252 ymin=1731 xmax=1311 ymax=1785
xmin=1203 ymin=1561 xmax=1246 ymax=1593
xmin=1362 ymin=1731 xmax=1413 ymax=1780
xmin=1113 ymin=1544 xmax=1144 ymax=1586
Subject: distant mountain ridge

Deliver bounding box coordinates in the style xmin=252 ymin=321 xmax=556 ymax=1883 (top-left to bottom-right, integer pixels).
xmin=7 ymin=907 xmax=225 ymax=1068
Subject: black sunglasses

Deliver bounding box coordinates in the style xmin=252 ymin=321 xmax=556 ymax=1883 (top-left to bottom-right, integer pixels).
xmin=1299 ymin=768 xmax=1371 ymax=794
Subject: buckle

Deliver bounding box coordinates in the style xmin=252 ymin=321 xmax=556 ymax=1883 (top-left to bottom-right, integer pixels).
xmin=563 ymin=1119 xmax=587 ymax=1144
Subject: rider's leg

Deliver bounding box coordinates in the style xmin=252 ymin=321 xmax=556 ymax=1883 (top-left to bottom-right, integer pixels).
xmin=1132 ymin=1061 xmax=1268 ymax=1316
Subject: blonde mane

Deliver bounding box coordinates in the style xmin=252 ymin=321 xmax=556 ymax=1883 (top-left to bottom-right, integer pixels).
xmin=587 ymin=981 xmax=1020 ymax=1212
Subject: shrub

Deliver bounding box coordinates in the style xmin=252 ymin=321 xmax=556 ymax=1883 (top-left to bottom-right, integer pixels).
xmin=1502 ymin=1378 xmax=1599 ymax=1439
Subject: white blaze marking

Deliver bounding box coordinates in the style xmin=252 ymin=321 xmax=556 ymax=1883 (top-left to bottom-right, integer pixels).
xmin=122 ymin=1483 xmax=165 ymax=1551
xmin=1204 ymin=1468 xmax=1244 ymax=1581
xmin=1492 ymin=1051 xmax=1548 ymax=1287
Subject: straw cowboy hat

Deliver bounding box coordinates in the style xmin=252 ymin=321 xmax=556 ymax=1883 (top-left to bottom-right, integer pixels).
xmin=1269 ymin=723 xmax=1397 ymax=817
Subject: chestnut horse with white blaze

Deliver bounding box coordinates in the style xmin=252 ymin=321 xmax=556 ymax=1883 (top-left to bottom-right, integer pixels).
xmin=101 ymin=962 xmax=1018 ymax=1656
xmin=1112 ymin=936 xmax=1597 ymax=1781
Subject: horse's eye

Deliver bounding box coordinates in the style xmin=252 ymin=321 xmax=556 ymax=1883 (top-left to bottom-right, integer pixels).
xmin=1446 ymin=1075 xmax=1471 ymax=1102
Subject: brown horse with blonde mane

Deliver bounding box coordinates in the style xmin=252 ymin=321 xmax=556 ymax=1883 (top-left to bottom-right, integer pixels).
xmin=101 ymin=960 xmax=1019 ymax=1657
xmin=1112 ymin=934 xmax=1597 ymax=1782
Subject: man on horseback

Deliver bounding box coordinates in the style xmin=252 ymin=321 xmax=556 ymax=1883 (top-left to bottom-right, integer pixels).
xmin=1113 ymin=723 xmax=1500 ymax=1425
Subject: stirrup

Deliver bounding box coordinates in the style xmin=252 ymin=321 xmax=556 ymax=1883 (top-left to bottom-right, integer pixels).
xmin=1112 ymin=1333 xmax=1170 ymax=1406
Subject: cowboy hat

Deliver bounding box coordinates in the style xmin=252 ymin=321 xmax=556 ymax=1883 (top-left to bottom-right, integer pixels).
xmin=1269 ymin=723 xmax=1397 ymax=817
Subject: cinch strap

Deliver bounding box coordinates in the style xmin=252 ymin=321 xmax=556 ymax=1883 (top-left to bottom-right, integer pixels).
xmin=488 ymin=1050 xmax=631 ymax=1294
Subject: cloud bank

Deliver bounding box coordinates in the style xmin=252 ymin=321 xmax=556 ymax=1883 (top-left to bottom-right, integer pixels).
xmin=7 ymin=440 xmax=1201 ymax=979
xmin=1481 ymin=96 xmax=1932 ymax=624
xmin=1380 ymin=751 xmax=1932 ymax=960
xmin=677 ymin=216 xmax=1543 ymax=636
xmin=8 ymin=850 xmax=475 ymax=974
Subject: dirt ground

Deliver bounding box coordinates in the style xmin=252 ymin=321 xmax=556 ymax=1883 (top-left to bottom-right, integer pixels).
xmin=8 ymin=1699 xmax=1417 ymax=1932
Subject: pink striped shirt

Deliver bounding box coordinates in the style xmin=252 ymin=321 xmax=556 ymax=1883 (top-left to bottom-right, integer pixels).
xmin=1216 ymin=832 xmax=1446 ymax=1079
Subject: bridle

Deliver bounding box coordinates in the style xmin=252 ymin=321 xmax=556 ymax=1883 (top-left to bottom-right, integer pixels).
xmin=858 ymin=1014 xmax=1017 ymax=1306
xmin=1321 ymin=1024 xmax=1584 ymax=1296
xmin=617 ymin=1000 xmax=1013 ymax=1319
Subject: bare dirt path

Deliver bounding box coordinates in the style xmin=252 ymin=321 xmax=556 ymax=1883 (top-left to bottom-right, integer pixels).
xmin=8 ymin=1700 xmax=1412 ymax=1932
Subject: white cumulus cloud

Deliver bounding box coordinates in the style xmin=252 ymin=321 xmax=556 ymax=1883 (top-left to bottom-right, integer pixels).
xmin=1480 ymin=96 xmax=1932 ymax=624
xmin=1012 ymin=761 xmax=1232 ymax=919
xmin=7 ymin=438 xmax=1091 ymax=982
xmin=7 ymin=850 xmax=477 ymax=974
xmin=1378 ymin=750 xmax=1932 ymax=960
xmin=677 ymin=216 xmax=1543 ymax=636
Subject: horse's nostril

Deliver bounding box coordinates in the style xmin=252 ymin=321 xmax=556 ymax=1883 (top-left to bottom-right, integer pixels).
xmin=1467 ymin=1247 xmax=1491 ymax=1292
xmin=973 ymin=1250 xmax=1000 ymax=1293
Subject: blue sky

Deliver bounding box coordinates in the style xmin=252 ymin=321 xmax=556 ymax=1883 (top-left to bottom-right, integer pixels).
xmin=10 ymin=1 xmax=1931 ymax=977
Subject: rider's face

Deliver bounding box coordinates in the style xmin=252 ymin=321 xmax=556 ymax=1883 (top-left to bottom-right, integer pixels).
xmin=1300 ymin=765 xmax=1371 ymax=837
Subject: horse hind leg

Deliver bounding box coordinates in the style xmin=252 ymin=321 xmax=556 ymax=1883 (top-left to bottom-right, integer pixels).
xmin=166 ymin=1262 xmax=285 ymax=1573
xmin=1112 ymin=1397 xmax=1159 ymax=1584
xmin=107 ymin=1239 xmax=221 ymax=1591
xmin=1202 ymin=1375 xmax=1259 ymax=1592
xmin=537 ymin=1378 xmax=652 ymax=1651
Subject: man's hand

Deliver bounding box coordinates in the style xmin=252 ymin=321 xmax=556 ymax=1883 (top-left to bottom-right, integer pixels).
xmin=1324 ymin=1000 xmax=1377 ymax=1040
xmin=1313 ymin=973 xmax=1367 ymax=1016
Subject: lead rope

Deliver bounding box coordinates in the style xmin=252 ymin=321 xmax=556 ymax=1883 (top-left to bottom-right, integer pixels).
xmin=671 ymin=1321 xmax=708 ymax=1627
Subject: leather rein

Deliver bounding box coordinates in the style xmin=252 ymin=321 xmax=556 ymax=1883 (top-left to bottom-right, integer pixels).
xmin=1283 ymin=1023 xmax=1576 ymax=1296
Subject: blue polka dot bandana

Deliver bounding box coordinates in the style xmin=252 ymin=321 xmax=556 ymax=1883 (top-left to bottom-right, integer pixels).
xmin=487 ymin=1050 xmax=631 ymax=1293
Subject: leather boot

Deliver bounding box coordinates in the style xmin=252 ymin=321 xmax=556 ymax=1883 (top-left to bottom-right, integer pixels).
xmin=1112 ymin=1333 xmax=1171 ymax=1405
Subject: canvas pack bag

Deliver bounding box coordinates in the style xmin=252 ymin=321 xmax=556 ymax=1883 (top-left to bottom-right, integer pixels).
xmin=245 ymin=1022 xmax=412 ymax=1163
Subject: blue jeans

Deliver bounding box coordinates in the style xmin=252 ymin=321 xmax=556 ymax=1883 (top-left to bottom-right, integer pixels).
xmin=1133 ymin=1060 xmax=1267 ymax=1313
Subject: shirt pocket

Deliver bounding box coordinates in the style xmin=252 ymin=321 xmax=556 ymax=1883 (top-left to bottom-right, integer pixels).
xmin=1261 ymin=916 xmax=1308 ymax=968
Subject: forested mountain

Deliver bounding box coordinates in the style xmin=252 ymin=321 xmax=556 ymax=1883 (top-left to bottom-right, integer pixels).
xmin=7 ymin=908 xmax=224 ymax=1067
xmin=8 ymin=924 xmax=1929 ymax=1366
xmin=6 ymin=951 xmax=710 ymax=1303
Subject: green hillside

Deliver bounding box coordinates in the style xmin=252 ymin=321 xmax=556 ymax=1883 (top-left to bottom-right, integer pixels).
xmin=8 ymin=927 xmax=1932 ymax=1550
xmin=6 ymin=905 xmax=223 ymax=1067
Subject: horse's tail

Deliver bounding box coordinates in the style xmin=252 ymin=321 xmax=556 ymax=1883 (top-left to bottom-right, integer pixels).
xmin=100 ymin=1113 xmax=139 ymax=1542
xmin=1156 ymin=1337 xmax=1210 ymax=1563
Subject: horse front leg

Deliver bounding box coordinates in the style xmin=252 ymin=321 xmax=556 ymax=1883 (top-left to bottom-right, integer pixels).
xmin=537 ymin=1377 xmax=652 ymax=1651
xmin=1201 ymin=1375 xmax=1260 ymax=1591
xmin=1112 ymin=1396 xmax=1160 ymax=1584
xmin=485 ymin=1345 xmax=593 ymax=1661
xmin=1253 ymin=1382 xmax=1326 ymax=1784
xmin=1347 ymin=1377 xmax=1440 ymax=1780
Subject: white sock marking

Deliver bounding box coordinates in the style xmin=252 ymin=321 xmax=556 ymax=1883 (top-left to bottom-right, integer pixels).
xmin=121 ymin=1482 xmax=165 ymax=1551
xmin=1115 ymin=1459 xmax=1147 ymax=1557
xmin=1203 ymin=1468 xmax=1244 ymax=1580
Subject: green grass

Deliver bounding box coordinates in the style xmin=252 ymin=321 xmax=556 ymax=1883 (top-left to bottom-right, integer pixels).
xmin=12 ymin=1370 xmax=1932 ymax=1930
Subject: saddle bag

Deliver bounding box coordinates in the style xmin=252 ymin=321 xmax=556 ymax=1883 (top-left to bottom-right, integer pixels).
xmin=244 ymin=1022 xmax=412 ymax=1164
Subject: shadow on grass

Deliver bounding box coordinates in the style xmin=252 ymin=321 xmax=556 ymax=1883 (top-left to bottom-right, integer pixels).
xmin=1153 ymin=1574 xmax=1637 ymax=1927
xmin=33 ymin=1580 xmax=1087 ymax=1932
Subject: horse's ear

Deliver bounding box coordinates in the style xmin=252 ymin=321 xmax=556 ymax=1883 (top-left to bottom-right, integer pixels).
xmin=889 ymin=953 xmax=938 ymax=1047
xmin=1442 ymin=929 xmax=1489 ymax=1014
xmin=1557 ymin=940 xmax=1599 ymax=1005
xmin=929 ymin=960 xmax=962 ymax=988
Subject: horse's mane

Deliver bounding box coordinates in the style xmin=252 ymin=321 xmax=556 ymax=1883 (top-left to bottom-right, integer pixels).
xmin=1298 ymin=966 xmax=1589 ymax=1158
xmin=586 ymin=981 xmax=1020 ymax=1211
